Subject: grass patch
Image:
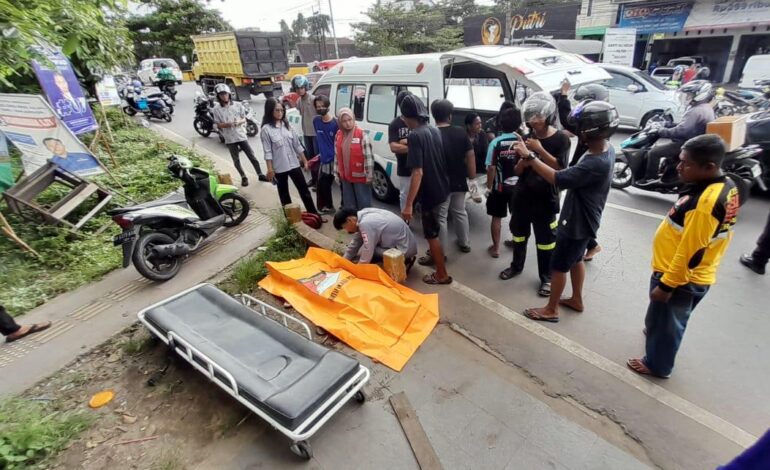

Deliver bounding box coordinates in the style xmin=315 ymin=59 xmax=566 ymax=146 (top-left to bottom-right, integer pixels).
xmin=151 ymin=448 xmax=184 ymax=470
xmin=0 ymin=106 xmax=213 ymax=316
xmin=119 ymin=334 xmax=152 ymax=356
xmin=0 ymin=398 xmax=94 ymax=469
xmin=225 ymin=212 xmax=306 ymax=294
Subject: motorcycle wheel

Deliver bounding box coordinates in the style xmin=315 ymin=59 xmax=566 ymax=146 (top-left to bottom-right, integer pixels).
xmin=193 ymin=117 xmax=212 ymax=137
xmin=220 ymin=193 xmax=250 ymax=227
xmin=246 ymin=120 xmax=258 ymax=137
xmin=123 ymin=106 xmax=137 ymax=116
xmin=612 ymin=158 xmax=633 ymax=189
xmin=218 ymin=133 xmax=225 ymax=144
xmin=132 ymin=232 xmax=182 ymax=282
xmin=167 ymin=105 xmax=174 ymax=115
xmin=162 ymin=111 xmax=172 ymax=123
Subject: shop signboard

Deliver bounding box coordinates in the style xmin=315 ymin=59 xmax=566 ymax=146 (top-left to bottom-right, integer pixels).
xmin=619 ymin=1 xmax=693 ymax=34
xmin=602 ymin=28 xmax=638 ymax=66
xmin=685 ymin=0 xmax=770 ymax=29
xmin=0 ymin=94 xmax=103 ymax=177
xmin=464 ymin=3 xmax=580 ymax=45
xmin=464 ymin=14 xmax=506 ymax=45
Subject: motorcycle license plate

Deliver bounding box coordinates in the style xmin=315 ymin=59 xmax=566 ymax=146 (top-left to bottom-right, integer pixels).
xmin=113 ymin=231 xmax=136 ymax=246
xmin=751 ymin=164 xmax=762 ymax=178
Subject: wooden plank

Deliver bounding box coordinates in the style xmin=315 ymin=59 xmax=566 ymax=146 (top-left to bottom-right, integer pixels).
xmin=50 ymin=183 xmax=99 ymax=219
xmin=75 ymin=194 xmax=112 ymax=229
xmin=389 ymin=392 xmax=443 ymax=470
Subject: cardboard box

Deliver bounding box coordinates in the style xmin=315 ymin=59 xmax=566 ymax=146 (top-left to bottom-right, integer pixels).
xmin=706 ymin=115 xmax=747 ymax=151
xmin=382 ymin=248 xmax=407 ymax=283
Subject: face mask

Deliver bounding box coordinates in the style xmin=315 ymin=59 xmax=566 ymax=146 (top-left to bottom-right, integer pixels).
xmin=316 ymin=108 xmax=328 ymax=116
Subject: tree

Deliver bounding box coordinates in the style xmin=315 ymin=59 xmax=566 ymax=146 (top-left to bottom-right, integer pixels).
xmin=291 ymin=13 xmax=307 ymax=42
xmin=0 ymin=0 xmax=133 ymax=92
xmin=126 ymin=0 xmax=230 ymax=67
xmin=280 ymin=19 xmax=297 ymax=50
xmin=353 ymin=0 xmax=479 ymax=56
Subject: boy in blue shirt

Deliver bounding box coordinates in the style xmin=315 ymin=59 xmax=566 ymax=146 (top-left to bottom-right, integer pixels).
xmin=312 ymin=95 xmax=338 ymax=214
xmin=485 ymin=107 xmax=521 ymax=258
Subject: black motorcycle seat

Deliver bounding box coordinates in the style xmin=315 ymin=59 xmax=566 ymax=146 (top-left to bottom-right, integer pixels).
xmin=186 ymin=214 xmax=225 ymax=230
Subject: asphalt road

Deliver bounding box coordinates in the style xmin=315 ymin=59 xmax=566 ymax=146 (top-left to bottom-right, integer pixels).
xmin=160 ymin=82 xmax=770 ymax=444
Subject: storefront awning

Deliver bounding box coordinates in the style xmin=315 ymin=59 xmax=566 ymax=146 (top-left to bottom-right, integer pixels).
xmin=685 ymin=0 xmax=770 ymax=30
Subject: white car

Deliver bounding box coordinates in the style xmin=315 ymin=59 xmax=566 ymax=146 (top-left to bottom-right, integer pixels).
xmin=137 ymin=58 xmax=183 ymax=86
xmin=598 ymin=63 xmax=683 ymax=129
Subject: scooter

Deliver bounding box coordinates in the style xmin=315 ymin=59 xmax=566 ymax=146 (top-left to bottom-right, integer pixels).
xmin=122 ymin=86 xmax=172 ymax=122
xmin=193 ymin=92 xmax=225 ymax=143
xmin=108 ymin=155 xmax=250 ymax=281
xmin=157 ymin=80 xmax=177 ymax=101
xmin=613 ymin=115 xmax=764 ymax=202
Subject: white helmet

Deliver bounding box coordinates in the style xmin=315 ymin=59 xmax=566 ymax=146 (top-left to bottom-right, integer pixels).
xmin=214 ymin=83 xmax=230 ymax=95
xmin=678 ymin=80 xmax=714 ymax=106
xmin=522 ymin=91 xmax=557 ymax=124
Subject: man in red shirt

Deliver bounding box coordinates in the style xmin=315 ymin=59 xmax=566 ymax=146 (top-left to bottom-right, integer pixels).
xmin=683 ymin=64 xmax=698 ymax=83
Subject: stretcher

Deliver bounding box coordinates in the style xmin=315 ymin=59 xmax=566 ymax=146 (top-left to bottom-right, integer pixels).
xmin=138 ymin=283 xmax=370 ymax=459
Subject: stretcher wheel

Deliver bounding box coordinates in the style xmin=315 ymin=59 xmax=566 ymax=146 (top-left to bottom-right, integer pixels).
xmin=354 ymin=390 xmax=366 ymax=404
xmin=290 ymin=440 xmax=313 ymax=460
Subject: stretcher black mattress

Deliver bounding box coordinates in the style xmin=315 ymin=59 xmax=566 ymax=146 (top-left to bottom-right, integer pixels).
xmin=143 ymin=284 xmax=359 ymax=429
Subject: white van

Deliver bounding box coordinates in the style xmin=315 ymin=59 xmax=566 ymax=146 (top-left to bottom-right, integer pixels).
xmin=287 ymin=46 xmax=611 ymax=202
xmin=739 ymin=54 xmax=770 ymax=89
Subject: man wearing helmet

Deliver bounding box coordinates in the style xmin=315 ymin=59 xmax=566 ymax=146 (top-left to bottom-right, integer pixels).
xmin=500 ymin=92 xmax=570 ymax=298
xmin=210 ymin=83 xmax=268 ymax=186
xmin=292 ymin=75 xmax=317 ymax=170
xmin=640 ymin=80 xmax=715 ymax=185
xmin=520 ymin=100 xmax=619 ymax=323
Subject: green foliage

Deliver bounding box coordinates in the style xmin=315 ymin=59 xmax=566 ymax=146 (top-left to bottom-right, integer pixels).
xmin=230 ymin=213 xmax=306 ymax=293
xmin=0 ymin=398 xmax=93 ymax=469
xmin=0 ymin=106 xmax=213 ymax=315
xmin=0 ymin=0 xmax=133 ymax=92
xmin=352 ymin=0 xmax=486 ymax=56
xmin=126 ymin=0 xmax=231 ymax=66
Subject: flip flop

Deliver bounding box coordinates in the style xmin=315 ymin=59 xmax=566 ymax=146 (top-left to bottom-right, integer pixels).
xmin=626 ymin=358 xmax=670 ymax=379
xmin=538 ymin=282 xmax=551 ymax=297
xmin=523 ymin=308 xmax=559 ymax=323
xmin=6 ymin=321 xmax=52 ymax=343
xmin=487 ymin=246 xmax=499 ymax=258
xmin=423 ymin=273 xmax=453 ymax=285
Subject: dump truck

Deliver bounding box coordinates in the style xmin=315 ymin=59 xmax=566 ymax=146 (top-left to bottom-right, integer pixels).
xmin=191 ymin=31 xmax=288 ymax=101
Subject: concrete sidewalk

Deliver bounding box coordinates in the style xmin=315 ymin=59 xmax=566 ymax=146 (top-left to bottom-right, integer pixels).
xmin=191 ymin=325 xmax=651 ymax=470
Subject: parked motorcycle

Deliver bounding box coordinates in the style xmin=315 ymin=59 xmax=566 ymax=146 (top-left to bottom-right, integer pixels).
xmin=612 ymin=115 xmax=764 ymax=202
xmin=108 ymin=155 xmax=250 ymax=281
xmin=158 ymin=80 xmax=177 ymax=101
xmin=193 ymin=92 xmax=258 ymax=142
xmin=746 ymin=109 xmax=770 ymax=189
xmin=121 ymin=85 xmax=173 ymax=122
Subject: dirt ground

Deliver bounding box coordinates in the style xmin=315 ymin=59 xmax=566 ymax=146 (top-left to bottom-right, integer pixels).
xmin=30 ymin=288 xmax=340 ymax=470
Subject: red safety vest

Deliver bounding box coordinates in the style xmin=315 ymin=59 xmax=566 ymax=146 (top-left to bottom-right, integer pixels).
xmin=335 ymin=127 xmax=367 ymax=183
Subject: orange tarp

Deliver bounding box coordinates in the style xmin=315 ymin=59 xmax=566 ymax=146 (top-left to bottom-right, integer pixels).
xmin=258 ymin=248 xmax=439 ymax=371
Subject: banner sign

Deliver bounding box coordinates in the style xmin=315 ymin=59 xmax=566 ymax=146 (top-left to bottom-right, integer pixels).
xmin=619 ymin=1 xmax=693 ymax=34
xmin=602 ymin=28 xmax=638 ymax=66
xmin=685 ymin=0 xmax=770 ymax=29
xmin=0 ymin=94 xmax=103 ymax=176
xmin=95 ymin=75 xmax=122 ymax=106
xmin=464 ymin=3 xmax=580 ymax=45
xmin=31 ymin=46 xmax=98 ymax=135
xmin=463 ymin=14 xmax=506 ymax=45
xmin=0 ymin=132 xmax=12 ymax=194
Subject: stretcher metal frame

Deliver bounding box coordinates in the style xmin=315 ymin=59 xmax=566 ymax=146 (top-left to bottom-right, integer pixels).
xmin=137 ymin=284 xmax=370 ymax=459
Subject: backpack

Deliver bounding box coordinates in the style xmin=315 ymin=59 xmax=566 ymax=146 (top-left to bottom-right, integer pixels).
xmin=301 ymin=212 xmax=322 ymax=229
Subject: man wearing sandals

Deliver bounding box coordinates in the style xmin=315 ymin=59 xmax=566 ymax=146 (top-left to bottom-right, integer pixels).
xmin=399 ymin=94 xmax=452 ymax=285
xmin=1 ymin=304 xmax=51 ymax=343
xmin=520 ymin=100 xmax=618 ymax=323
xmin=628 ymin=135 xmax=739 ymax=378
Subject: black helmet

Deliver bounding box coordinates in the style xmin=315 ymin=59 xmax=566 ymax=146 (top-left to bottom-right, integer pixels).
xmin=678 ymin=79 xmax=714 ymax=105
xmin=568 ymin=100 xmax=619 ymax=140
xmin=573 ymin=83 xmax=609 ymax=102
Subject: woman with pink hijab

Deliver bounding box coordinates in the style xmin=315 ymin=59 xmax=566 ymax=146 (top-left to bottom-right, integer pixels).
xmin=334 ymin=107 xmax=374 ymax=211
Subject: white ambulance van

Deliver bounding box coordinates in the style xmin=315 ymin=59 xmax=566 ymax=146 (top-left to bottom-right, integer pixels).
xmin=288 ymin=46 xmax=610 ymax=202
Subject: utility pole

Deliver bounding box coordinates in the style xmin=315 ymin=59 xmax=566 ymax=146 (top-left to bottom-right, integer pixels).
xmin=328 ymin=0 xmax=340 ymax=59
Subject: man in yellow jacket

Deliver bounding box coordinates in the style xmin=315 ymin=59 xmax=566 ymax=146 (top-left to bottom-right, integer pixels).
xmin=628 ymin=135 xmax=740 ymax=378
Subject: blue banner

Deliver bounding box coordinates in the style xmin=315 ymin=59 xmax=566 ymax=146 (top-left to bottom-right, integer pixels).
xmin=619 ymin=2 xmax=693 ymax=35
xmin=31 ymin=46 xmax=98 ymax=135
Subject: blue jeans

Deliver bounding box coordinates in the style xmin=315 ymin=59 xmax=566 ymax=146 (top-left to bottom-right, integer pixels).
xmin=644 ymin=273 xmax=709 ymax=377
xmin=341 ymin=181 xmax=372 ymax=211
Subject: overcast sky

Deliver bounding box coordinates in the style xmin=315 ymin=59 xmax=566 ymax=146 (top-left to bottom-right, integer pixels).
xmin=211 ymin=0 xmax=496 ymax=38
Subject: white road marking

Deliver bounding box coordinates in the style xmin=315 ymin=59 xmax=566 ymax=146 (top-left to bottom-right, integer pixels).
xmin=449 ymin=280 xmax=758 ymax=449
xmin=606 ymin=202 xmax=665 ymax=221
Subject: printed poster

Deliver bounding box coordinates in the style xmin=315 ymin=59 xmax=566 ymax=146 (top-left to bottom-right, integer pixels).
xmin=0 ymin=94 xmax=103 ymax=177
xmin=0 ymin=132 xmax=12 ymax=194
xmin=95 ymin=75 xmax=122 ymax=106
xmin=31 ymin=45 xmax=98 ymax=135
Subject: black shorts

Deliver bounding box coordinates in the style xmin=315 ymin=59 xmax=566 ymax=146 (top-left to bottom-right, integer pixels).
xmin=421 ymin=203 xmax=444 ymax=240
xmin=486 ymin=189 xmax=513 ymax=218
xmin=551 ymin=234 xmax=590 ymax=273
